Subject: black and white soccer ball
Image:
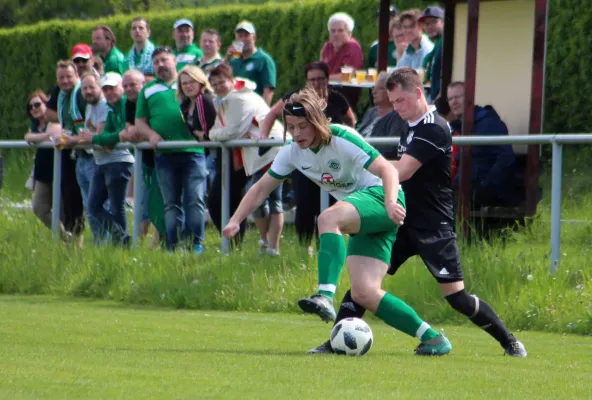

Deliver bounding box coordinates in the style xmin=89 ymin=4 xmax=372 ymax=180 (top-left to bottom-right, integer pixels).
xmin=330 ymin=317 xmax=373 ymax=356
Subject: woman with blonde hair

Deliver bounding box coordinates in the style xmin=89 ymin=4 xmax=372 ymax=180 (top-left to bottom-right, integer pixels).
xmin=222 ymin=88 xmax=451 ymax=356
xmin=178 ymin=65 xmax=216 ymax=142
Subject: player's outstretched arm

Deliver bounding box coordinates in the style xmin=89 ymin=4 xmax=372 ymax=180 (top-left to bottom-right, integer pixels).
xmin=222 ymin=173 xmax=283 ymax=238
xmin=368 ymin=155 xmax=406 ymax=226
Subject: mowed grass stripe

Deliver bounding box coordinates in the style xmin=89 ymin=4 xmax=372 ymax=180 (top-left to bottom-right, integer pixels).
xmin=0 ymin=296 xmax=591 ymax=400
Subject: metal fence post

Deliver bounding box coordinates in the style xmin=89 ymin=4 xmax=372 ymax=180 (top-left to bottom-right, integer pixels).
xmin=132 ymin=148 xmax=143 ymax=248
xmin=220 ymin=145 xmax=230 ymax=255
xmin=550 ymin=140 xmax=562 ymax=273
xmin=50 ymin=147 xmax=62 ymax=241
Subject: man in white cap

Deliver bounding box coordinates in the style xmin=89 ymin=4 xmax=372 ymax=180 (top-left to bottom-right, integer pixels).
xmin=172 ymin=19 xmax=203 ymax=71
xmin=225 ymin=21 xmax=276 ymax=105
xmin=419 ymin=6 xmax=445 ymax=102
xmin=78 ymin=72 xmax=135 ymax=246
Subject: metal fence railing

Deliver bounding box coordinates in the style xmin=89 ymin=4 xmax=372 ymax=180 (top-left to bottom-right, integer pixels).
xmin=2 ymin=134 xmax=591 ymax=273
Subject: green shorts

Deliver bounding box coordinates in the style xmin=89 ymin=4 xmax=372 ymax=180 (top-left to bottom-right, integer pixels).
xmin=341 ymin=186 xmax=406 ymax=264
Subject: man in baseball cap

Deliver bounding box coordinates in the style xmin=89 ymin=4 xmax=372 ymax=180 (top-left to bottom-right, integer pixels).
xmin=173 ymin=18 xmax=203 ymax=70
xmin=419 ymin=6 xmax=444 ymax=102
xmin=225 ymin=20 xmax=276 ymax=105
xmin=235 ymin=21 xmax=256 ymax=34
xmin=72 ymin=43 xmax=94 ymax=75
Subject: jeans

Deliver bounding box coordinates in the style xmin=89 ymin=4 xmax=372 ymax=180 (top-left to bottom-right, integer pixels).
xmin=155 ymin=152 xmax=207 ymax=250
xmin=206 ymin=150 xmax=217 ymax=188
xmin=88 ymin=162 xmax=133 ymax=245
xmin=76 ymin=155 xmax=101 ymax=240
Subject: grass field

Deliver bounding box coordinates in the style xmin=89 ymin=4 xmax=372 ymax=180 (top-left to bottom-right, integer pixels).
xmin=1 ymin=295 xmax=591 ymax=400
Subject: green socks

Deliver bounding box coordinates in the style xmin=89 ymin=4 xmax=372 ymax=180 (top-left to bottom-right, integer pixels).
xmin=375 ymin=292 xmax=440 ymax=342
xmin=316 ymin=233 xmax=347 ymax=299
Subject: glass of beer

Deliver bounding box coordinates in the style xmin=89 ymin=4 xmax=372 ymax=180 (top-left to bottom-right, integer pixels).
xmin=355 ymin=69 xmax=367 ymax=83
xmin=232 ymin=41 xmax=244 ymax=58
xmin=367 ymin=68 xmax=377 ymax=82
xmin=341 ymin=66 xmax=353 ymax=83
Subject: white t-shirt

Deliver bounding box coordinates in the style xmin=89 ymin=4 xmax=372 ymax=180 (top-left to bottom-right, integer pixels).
xmin=85 ymin=98 xmax=110 ymax=133
xmin=268 ymin=124 xmax=382 ymax=200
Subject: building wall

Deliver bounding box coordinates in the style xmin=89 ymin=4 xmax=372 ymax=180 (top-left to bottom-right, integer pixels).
xmin=452 ymin=0 xmax=535 ymax=152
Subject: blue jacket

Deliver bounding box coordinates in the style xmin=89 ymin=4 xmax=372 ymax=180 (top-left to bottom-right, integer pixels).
xmin=451 ymin=106 xmax=518 ymax=201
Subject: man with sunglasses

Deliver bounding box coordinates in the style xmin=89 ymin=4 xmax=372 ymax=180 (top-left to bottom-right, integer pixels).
xmin=135 ymin=47 xmax=208 ymax=253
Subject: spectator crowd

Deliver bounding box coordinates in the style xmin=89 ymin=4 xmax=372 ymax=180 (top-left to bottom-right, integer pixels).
xmin=23 ymin=6 xmax=521 ymax=255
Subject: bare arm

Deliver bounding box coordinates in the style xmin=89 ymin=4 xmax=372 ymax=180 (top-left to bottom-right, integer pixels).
xmin=259 ymin=99 xmax=284 ymax=139
xmin=262 ymin=88 xmax=274 ymax=106
xmin=368 ymin=155 xmax=400 ymax=207
xmin=369 ymin=155 xmax=406 ymax=226
xmin=222 ymin=173 xmax=283 ymax=238
xmin=24 ymin=122 xmax=61 ymax=143
xmin=391 ymin=154 xmax=423 ymax=182
xmin=135 ymin=118 xmax=160 ymax=141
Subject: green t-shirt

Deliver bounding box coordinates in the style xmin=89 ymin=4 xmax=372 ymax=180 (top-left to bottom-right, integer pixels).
xmin=135 ymin=79 xmax=202 ymax=153
xmin=229 ymin=48 xmax=276 ymax=96
xmin=174 ymin=44 xmax=204 ymax=71
xmin=366 ymin=40 xmax=398 ymax=68
xmin=102 ymin=46 xmax=125 ymax=75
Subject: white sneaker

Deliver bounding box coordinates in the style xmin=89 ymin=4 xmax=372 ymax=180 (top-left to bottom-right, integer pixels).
xmin=266 ymin=248 xmax=280 ymax=256
xmin=258 ymin=239 xmax=268 ymax=255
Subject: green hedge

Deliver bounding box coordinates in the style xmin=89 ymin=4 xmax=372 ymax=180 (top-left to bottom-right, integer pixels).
xmin=0 ymin=0 xmax=428 ymax=139
xmin=0 ymin=0 xmax=578 ymax=139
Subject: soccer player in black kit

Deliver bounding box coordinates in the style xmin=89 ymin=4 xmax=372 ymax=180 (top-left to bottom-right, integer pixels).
xmin=309 ymin=68 xmax=527 ymax=357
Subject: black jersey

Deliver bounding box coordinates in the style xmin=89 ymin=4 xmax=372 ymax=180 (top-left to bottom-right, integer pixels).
xmin=397 ymin=108 xmax=454 ymax=230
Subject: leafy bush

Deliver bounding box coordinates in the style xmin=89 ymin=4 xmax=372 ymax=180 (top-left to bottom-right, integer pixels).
xmin=0 ymin=0 xmax=426 ymax=140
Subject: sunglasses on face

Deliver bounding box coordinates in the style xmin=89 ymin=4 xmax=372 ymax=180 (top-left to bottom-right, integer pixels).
xmin=73 ymin=58 xmax=89 ymax=64
xmin=151 ymin=46 xmax=173 ymax=59
xmin=28 ymin=101 xmax=43 ymax=110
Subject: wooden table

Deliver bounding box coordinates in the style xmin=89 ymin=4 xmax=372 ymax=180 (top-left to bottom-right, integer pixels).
xmin=329 ymin=80 xmax=431 ymax=90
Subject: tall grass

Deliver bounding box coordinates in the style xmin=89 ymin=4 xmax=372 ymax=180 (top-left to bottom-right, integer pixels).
xmin=0 ymin=148 xmax=591 ymax=335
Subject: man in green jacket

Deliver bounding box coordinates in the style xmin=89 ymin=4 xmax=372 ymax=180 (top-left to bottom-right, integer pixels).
xmin=92 ymin=25 xmax=126 ymax=75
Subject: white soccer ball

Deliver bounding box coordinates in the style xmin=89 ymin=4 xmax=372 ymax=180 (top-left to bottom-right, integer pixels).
xmin=330 ymin=317 xmax=373 ymax=356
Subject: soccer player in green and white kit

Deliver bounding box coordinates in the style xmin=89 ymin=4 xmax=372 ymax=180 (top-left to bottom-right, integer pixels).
xmin=222 ymin=88 xmax=451 ymax=355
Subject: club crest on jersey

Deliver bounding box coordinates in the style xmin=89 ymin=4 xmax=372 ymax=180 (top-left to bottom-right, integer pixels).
xmin=407 ymin=131 xmax=414 ymax=144
xmin=328 ymin=159 xmax=341 ymax=171
xmin=321 ymin=173 xmax=334 ymax=184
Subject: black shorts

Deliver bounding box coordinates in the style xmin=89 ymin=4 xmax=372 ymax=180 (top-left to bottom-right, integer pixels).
xmin=388 ymin=225 xmax=463 ymax=283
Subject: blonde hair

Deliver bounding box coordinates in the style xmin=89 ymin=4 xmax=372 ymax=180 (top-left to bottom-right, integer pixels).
xmin=177 ymin=65 xmax=213 ymax=102
xmin=284 ymin=88 xmax=332 ymax=146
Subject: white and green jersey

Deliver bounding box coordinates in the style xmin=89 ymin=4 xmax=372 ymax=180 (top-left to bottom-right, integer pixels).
xmin=268 ymin=124 xmax=382 ymax=200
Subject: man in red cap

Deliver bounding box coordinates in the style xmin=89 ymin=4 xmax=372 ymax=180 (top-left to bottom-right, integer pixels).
xmin=71 ymin=43 xmax=94 ymax=76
